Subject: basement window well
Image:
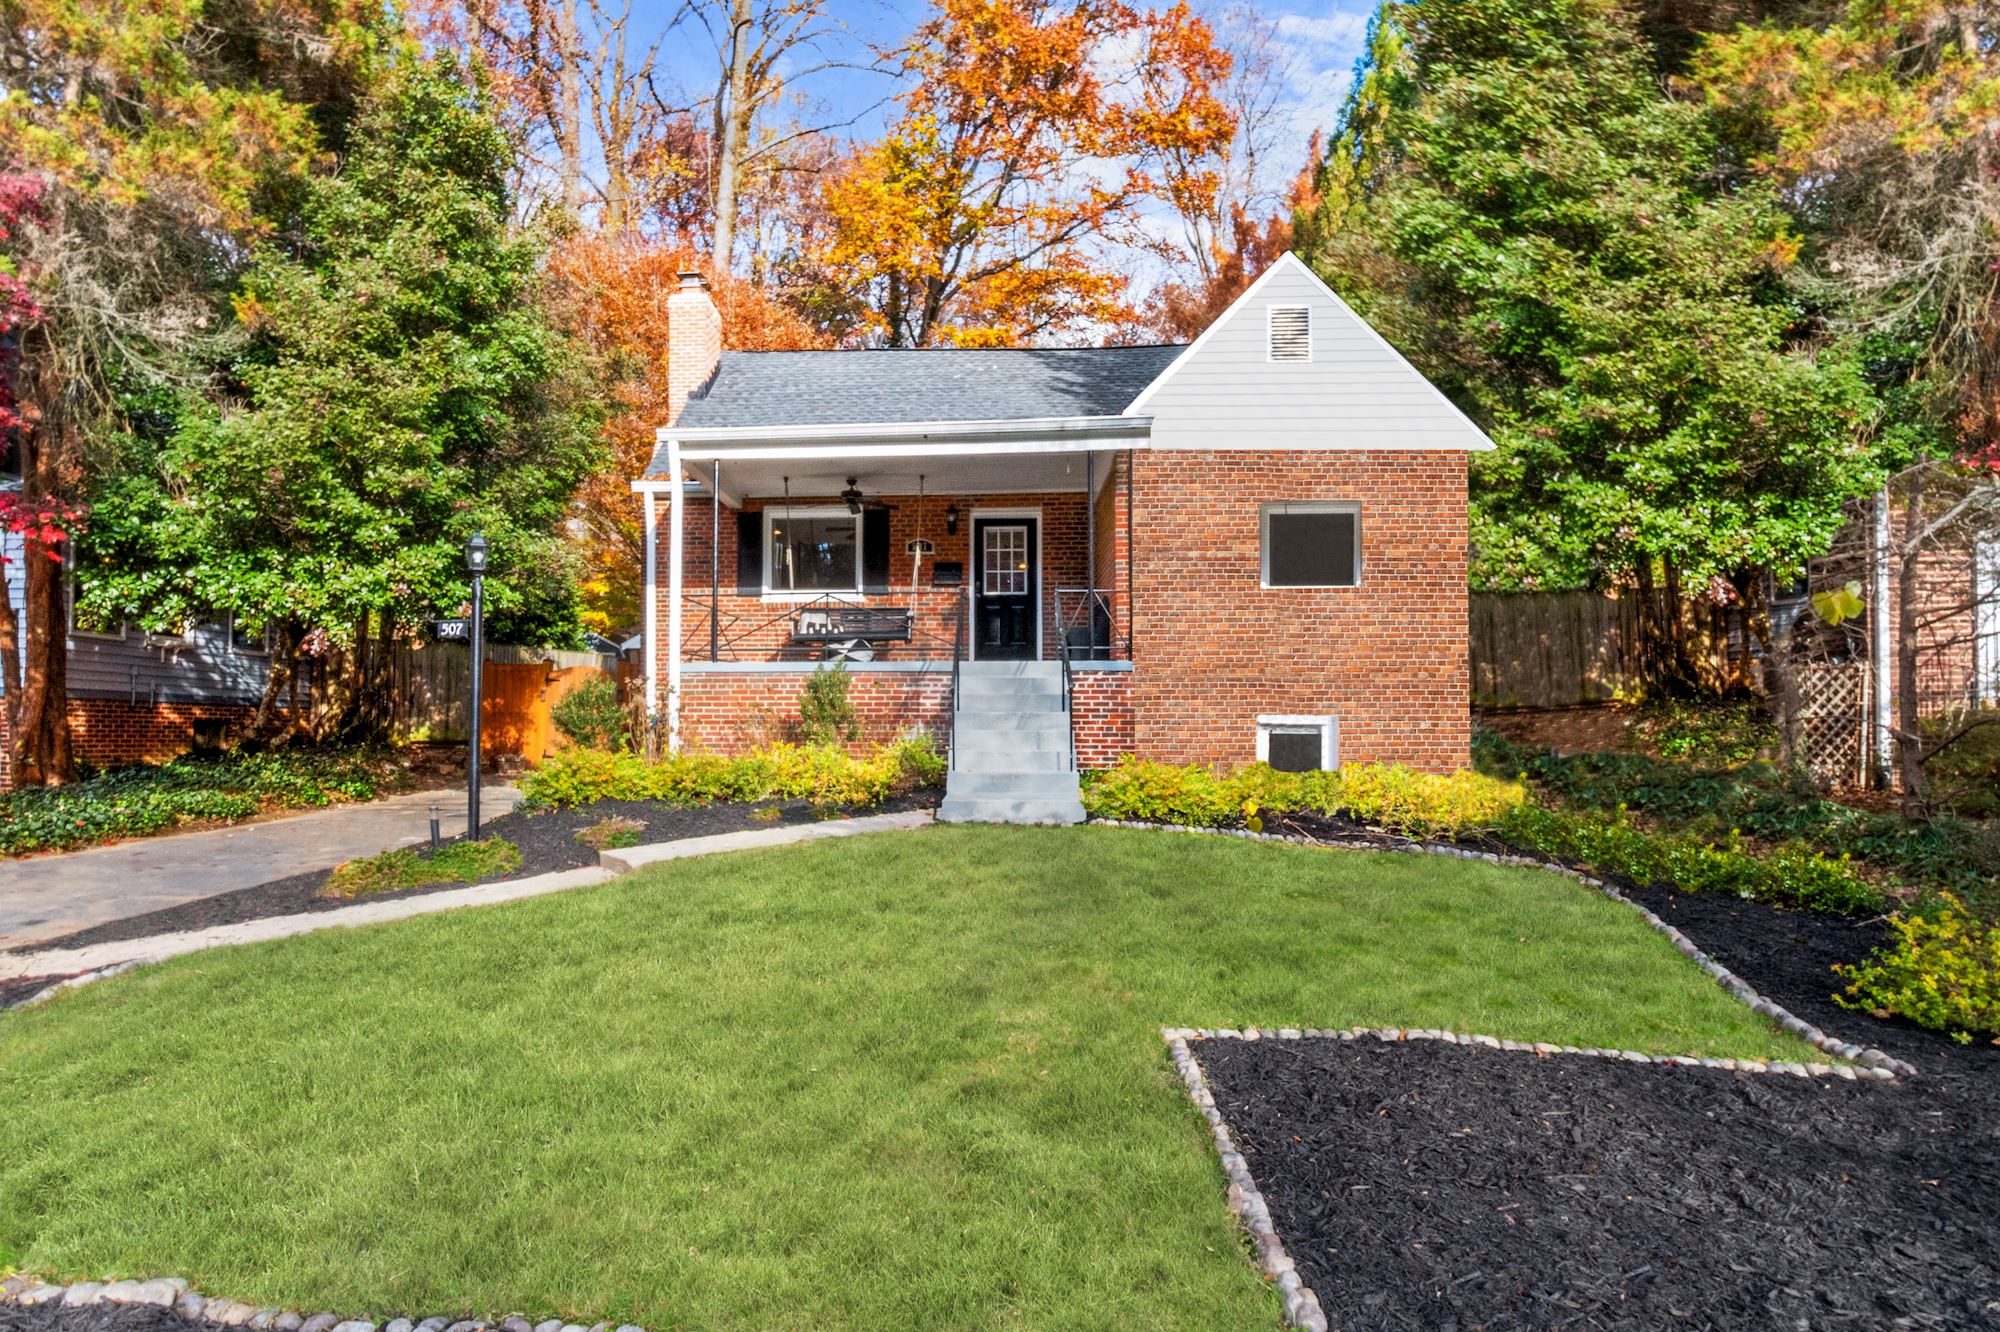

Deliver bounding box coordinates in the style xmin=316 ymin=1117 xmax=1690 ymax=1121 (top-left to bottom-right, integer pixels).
xmin=1257 ymin=715 xmax=1338 ymax=772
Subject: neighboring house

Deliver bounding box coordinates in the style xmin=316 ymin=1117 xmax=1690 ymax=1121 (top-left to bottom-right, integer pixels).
xmin=635 ymin=253 xmax=1493 ymax=822
xmin=1 ymin=483 xmax=294 ymax=789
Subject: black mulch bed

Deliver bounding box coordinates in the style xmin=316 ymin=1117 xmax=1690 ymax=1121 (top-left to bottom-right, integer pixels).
xmin=1 ymin=1305 xmax=210 ymax=1332
xmin=13 ymin=792 xmax=935 ymax=959
xmin=1622 ymin=882 xmax=2000 ymax=1095
xmin=1198 ymin=1036 xmax=2000 ymax=1331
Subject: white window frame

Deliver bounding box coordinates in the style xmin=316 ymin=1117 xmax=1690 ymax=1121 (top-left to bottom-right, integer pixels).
xmin=1256 ymin=715 xmax=1338 ymax=771
xmin=65 ymin=575 xmax=128 ymax=641
xmin=762 ymin=505 xmax=866 ymax=602
xmin=1260 ymin=501 xmax=1362 ymax=589
xmin=1266 ymin=304 xmax=1312 ymax=362
xmin=1976 ymin=538 xmax=1999 ymax=704
xmin=229 ymin=613 xmax=273 ymax=657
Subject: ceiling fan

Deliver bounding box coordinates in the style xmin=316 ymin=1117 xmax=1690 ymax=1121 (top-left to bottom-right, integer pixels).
xmin=839 ymin=476 xmax=898 ymax=515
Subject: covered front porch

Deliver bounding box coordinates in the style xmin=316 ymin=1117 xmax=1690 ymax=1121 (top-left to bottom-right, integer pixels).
xmin=644 ymin=420 xmax=1140 ymax=673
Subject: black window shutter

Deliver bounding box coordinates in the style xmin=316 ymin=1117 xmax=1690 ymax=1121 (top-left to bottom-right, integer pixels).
xmin=735 ymin=509 xmax=762 ymax=594
xmin=861 ymin=511 xmax=891 ymax=593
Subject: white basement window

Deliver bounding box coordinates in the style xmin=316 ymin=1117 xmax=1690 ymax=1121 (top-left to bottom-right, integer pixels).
xmin=765 ymin=506 xmax=862 ymax=595
xmin=1257 ymin=715 xmax=1338 ymax=772
xmin=1262 ymin=502 xmax=1360 ymax=587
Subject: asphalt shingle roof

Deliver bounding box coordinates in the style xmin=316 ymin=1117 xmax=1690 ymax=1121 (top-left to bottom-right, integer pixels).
xmin=673 ymin=345 xmax=1186 ymax=430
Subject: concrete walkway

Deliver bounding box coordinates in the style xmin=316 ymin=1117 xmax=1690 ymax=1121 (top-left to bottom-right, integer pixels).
xmin=2 ymin=809 xmax=933 ymax=988
xmin=0 ymin=785 xmax=519 ymax=951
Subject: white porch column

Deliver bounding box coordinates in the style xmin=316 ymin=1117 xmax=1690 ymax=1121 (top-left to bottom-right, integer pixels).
xmin=1871 ymin=485 xmax=1893 ymax=788
xmin=643 ymin=485 xmax=659 ymax=749
xmin=666 ymin=437 xmax=686 ymax=753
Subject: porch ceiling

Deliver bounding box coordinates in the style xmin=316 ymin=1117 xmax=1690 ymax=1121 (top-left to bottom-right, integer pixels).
xmin=683 ymin=447 xmax=1124 ymax=501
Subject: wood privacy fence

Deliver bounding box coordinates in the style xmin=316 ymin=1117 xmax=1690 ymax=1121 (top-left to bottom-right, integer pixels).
xmin=389 ymin=644 xmax=619 ymax=758
xmin=1470 ymin=592 xmax=1741 ymax=709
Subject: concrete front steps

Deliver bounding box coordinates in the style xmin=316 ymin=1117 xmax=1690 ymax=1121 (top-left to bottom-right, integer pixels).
xmin=938 ymin=661 xmax=1086 ymax=825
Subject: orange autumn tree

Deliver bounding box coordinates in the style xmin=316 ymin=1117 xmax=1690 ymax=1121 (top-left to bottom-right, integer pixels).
xmin=818 ymin=0 xmax=1236 ymax=347
xmin=549 ymin=234 xmax=826 ymax=634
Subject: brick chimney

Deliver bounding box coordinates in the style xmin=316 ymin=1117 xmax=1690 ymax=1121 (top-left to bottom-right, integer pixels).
xmin=666 ymin=270 xmax=722 ymax=426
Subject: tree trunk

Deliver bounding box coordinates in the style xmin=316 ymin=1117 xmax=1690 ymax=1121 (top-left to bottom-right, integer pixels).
xmin=12 ymin=402 xmax=76 ymax=786
xmin=711 ymin=0 xmax=753 ymax=269
xmin=558 ymin=0 xmax=585 ymax=218
xmin=1896 ymin=474 xmax=1926 ymax=810
xmin=248 ymin=621 xmax=298 ymax=740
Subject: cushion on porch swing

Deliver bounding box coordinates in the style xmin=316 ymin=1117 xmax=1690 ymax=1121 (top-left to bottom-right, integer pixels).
xmin=789 ymin=606 xmax=914 ymax=645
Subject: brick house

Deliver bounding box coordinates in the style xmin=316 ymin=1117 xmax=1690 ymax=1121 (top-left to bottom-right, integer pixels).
xmin=636 ymin=253 xmax=1494 ymax=821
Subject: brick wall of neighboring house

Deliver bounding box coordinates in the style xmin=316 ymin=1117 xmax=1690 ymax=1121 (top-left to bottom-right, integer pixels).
xmin=67 ymin=698 xmax=260 ymax=770
xmin=1127 ymin=448 xmax=1472 ymax=773
xmin=1809 ymin=501 xmax=1992 ymax=715
xmin=677 ymin=669 xmax=953 ymax=752
xmin=1071 ymin=669 xmax=1135 ymax=768
xmin=669 ymin=490 xmax=1097 ymax=663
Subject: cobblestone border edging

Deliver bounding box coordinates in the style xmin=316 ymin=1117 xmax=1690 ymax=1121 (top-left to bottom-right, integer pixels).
xmin=0 ymin=1274 xmax=643 ymax=1332
xmin=1096 ymin=819 xmax=1919 ymax=1078
xmin=1162 ymin=1031 xmax=1329 ymax=1332
xmin=1161 ymin=1021 xmax=1898 ymax=1332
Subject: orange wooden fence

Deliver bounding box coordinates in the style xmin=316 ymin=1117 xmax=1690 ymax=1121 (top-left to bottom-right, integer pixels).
xmin=478 ymin=662 xmax=614 ymax=762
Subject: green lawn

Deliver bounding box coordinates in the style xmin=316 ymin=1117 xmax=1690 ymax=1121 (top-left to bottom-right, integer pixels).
xmin=0 ymin=824 xmax=1811 ymax=1331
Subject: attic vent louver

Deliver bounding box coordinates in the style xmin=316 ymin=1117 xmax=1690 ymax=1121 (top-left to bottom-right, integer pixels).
xmin=1268 ymin=305 xmax=1311 ymax=361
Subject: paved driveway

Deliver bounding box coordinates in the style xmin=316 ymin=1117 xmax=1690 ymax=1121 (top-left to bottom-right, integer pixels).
xmin=0 ymin=785 xmax=518 ymax=951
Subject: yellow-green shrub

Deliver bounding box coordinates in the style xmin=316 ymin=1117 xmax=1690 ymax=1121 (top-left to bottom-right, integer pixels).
xmin=520 ymin=737 xmax=946 ymax=811
xmin=1836 ymin=893 xmax=2000 ymax=1041
xmin=1078 ymin=759 xmax=1526 ymax=840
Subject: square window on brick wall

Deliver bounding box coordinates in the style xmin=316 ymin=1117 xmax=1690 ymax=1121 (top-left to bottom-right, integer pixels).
xmin=1261 ymin=502 xmax=1360 ymax=587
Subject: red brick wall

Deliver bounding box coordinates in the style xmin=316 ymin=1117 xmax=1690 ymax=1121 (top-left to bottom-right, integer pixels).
xmin=1071 ymin=669 xmax=1134 ymax=768
xmin=1128 ymin=448 xmax=1472 ymax=773
xmin=668 ymin=490 xmax=1094 ymax=663
xmin=67 ymin=699 xmax=260 ymax=770
xmin=678 ymin=669 xmax=952 ymax=752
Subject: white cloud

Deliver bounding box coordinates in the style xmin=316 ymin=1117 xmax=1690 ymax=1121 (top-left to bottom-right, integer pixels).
xmin=1274 ymin=12 xmax=1371 ymax=46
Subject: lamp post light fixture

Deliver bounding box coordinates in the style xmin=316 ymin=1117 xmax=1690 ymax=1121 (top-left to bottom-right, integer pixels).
xmin=464 ymin=531 xmax=488 ymax=839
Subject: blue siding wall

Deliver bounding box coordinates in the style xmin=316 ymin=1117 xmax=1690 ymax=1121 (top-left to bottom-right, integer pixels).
xmin=1 ymin=527 xmax=281 ymax=705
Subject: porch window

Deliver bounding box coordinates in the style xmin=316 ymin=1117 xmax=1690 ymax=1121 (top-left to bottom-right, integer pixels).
xmin=766 ymin=506 xmax=862 ymax=595
xmin=1257 ymin=715 xmax=1337 ymax=772
xmin=1261 ymin=502 xmax=1359 ymax=588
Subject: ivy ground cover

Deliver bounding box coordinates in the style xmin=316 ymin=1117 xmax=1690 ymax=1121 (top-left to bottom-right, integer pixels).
xmin=0 ymin=825 xmax=1811 ymax=1330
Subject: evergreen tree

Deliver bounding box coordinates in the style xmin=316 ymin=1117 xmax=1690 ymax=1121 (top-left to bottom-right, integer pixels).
xmin=82 ymin=53 xmax=603 ymax=738
xmin=1299 ymin=0 xmax=1879 ymax=684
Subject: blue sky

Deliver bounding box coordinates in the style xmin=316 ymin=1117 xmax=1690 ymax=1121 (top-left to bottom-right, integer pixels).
xmin=636 ymin=0 xmax=1377 ymax=201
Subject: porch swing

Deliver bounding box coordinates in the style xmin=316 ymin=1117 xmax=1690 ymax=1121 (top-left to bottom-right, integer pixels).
xmin=784 ymin=474 xmax=916 ymax=659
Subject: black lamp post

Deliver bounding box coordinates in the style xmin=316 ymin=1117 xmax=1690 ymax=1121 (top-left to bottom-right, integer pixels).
xmin=464 ymin=531 xmax=489 ymax=840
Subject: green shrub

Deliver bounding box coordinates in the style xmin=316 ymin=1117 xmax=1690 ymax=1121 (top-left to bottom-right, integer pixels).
xmin=325 ymin=837 xmax=521 ymax=898
xmin=1078 ymin=759 xmax=1527 ymax=840
xmin=798 ymin=665 xmax=861 ymax=745
xmin=575 ymin=816 xmax=645 ymax=851
xmin=552 ymin=676 xmax=627 ymax=752
xmin=1498 ymin=746 xmax=2000 ymax=903
xmin=1637 ymin=696 xmax=1777 ymax=764
xmin=1836 ymin=893 xmax=2000 ymax=1041
xmin=1497 ymin=804 xmax=1884 ymax=915
xmin=1923 ymin=706 xmax=2000 ymax=821
xmin=0 ymin=748 xmax=384 ymax=857
xmin=519 ymin=737 xmax=946 ymax=812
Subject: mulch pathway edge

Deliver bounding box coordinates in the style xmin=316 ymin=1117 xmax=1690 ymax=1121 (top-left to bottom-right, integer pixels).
xmin=1091 ymin=818 xmax=1921 ymax=1077
xmin=1159 ymin=1024 xmax=1901 ymax=1332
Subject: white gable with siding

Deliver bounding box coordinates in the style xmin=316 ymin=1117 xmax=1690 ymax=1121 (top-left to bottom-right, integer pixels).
xmin=1129 ymin=252 xmax=1494 ymax=453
